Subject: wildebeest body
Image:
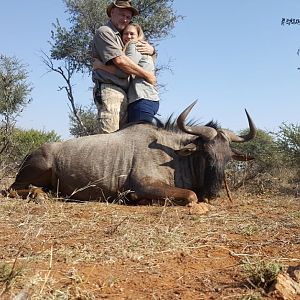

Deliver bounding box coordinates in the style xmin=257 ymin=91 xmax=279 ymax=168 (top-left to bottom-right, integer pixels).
xmin=17 ymin=126 xmax=203 ymax=201
xmin=10 ymin=102 xmax=256 ymax=205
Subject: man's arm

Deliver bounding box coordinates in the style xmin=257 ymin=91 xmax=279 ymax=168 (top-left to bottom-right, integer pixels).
xmin=113 ymin=55 xmax=156 ymax=85
xmin=93 ymin=55 xmax=155 ymax=84
xmin=93 ymin=58 xmax=118 ymax=74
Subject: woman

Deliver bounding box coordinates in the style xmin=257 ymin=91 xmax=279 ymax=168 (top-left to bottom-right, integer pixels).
xmin=93 ymin=23 xmax=159 ymax=124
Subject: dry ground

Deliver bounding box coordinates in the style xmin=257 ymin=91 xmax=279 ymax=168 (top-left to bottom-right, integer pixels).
xmin=0 ymin=193 xmax=299 ymax=299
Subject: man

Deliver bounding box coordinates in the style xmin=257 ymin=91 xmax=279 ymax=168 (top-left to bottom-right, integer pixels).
xmin=92 ymin=0 xmax=156 ymax=134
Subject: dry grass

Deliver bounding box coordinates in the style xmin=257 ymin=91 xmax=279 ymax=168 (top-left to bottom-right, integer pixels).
xmin=0 ymin=192 xmax=299 ymax=299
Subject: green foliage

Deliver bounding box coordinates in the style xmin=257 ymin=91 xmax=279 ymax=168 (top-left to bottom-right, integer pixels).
xmin=0 ymin=54 xmax=32 ymax=117
xmin=0 ymin=128 xmax=61 ymax=177
xmin=235 ymin=129 xmax=285 ymax=172
xmin=0 ymin=262 xmax=23 ymax=291
xmin=273 ymin=122 xmax=300 ymax=168
xmin=134 ymin=0 xmax=182 ymax=42
xmin=69 ymin=104 xmax=98 ymax=137
xmin=0 ymin=54 xmax=33 ymax=161
xmin=240 ymin=293 xmax=262 ymax=300
xmin=11 ymin=128 xmax=61 ymax=158
xmin=227 ymin=129 xmax=283 ymax=189
xmin=242 ymin=259 xmax=284 ymax=290
xmin=226 ymin=124 xmax=299 ymax=195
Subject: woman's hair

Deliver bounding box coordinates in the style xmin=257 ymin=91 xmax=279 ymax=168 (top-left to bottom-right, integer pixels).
xmin=123 ymin=23 xmax=145 ymax=52
xmin=128 ymin=22 xmax=145 ymax=41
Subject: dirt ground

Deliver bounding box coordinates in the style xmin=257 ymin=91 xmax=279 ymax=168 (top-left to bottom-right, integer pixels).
xmin=0 ymin=193 xmax=299 ymax=299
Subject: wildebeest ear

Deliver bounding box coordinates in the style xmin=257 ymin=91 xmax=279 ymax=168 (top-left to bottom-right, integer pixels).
xmin=175 ymin=143 xmax=197 ymax=156
xmin=231 ymin=148 xmax=255 ymax=161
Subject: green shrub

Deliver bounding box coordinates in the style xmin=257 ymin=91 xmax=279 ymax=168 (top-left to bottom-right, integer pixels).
xmin=226 ymin=129 xmax=284 ymax=189
xmin=242 ymin=259 xmax=284 ymax=291
xmin=0 ymin=128 xmax=60 ymax=179
xmin=273 ymin=122 xmax=300 ymax=179
xmin=11 ymin=128 xmax=60 ymax=158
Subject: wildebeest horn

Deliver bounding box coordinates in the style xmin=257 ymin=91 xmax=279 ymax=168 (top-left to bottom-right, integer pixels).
xmin=177 ymin=101 xmax=217 ymax=140
xmin=222 ymin=109 xmax=257 ymax=143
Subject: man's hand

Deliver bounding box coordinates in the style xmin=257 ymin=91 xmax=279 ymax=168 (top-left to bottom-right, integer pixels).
xmin=93 ymin=57 xmax=118 ymax=74
xmin=136 ymin=41 xmax=155 ymax=56
xmin=144 ymin=71 xmax=156 ymax=85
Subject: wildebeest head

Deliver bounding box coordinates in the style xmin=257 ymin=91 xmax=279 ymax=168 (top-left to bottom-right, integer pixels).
xmin=175 ymin=101 xmax=256 ymax=200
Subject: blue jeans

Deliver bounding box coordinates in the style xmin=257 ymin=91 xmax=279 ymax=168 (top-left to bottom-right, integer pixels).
xmin=128 ymin=99 xmax=159 ymax=123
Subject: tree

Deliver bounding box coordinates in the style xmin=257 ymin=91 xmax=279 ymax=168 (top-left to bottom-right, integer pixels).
xmin=45 ymin=0 xmax=182 ymax=136
xmin=0 ymin=55 xmax=59 ymax=180
xmin=273 ymin=122 xmax=300 ymax=174
xmin=0 ymin=54 xmax=32 ymax=155
xmin=69 ymin=103 xmax=98 ymax=137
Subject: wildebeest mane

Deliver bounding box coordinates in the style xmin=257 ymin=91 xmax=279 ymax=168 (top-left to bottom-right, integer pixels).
xmin=156 ymin=115 xmax=220 ymax=133
xmin=204 ymin=120 xmax=220 ymax=131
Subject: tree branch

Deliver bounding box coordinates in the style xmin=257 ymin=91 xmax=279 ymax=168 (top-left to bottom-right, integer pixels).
xmin=41 ymin=51 xmax=88 ymax=135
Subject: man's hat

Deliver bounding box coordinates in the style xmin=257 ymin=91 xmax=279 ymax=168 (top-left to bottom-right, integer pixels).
xmin=107 ymin=1 xmax=139 ymax=17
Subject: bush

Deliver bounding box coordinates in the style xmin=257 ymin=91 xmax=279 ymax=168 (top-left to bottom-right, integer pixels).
xmin=226 ymin=129 xmax=284 ymax=189
xmin=226 ymin=124 xmax=299 ymax=196
xmin=273 ymin=122 xmax=300 ymax=179
xmin=0 ymin=128 xmax=60 ymax=183
xmin=11 ymin=128 xmax=60 ymax=158
xmin=242 ymin=259 xmax=284 ymax=291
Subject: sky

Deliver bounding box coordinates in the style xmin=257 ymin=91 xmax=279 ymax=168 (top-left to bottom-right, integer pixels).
xmin=0 ymin=0 xmax=299 ymax=139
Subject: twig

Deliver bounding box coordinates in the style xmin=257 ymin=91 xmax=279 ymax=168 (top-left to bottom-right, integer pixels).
xmin=224 ymin=172 xmax=233 ymax=202
xmin=68 ymin=182 xmax=97 ymax=198
xmin=0 ymin=248 xmax=22 ymax=297
xmin=105 ymin=216 xmax=129 ymax=235
xmin=229 ymin=251 xmax=264 ymax=258
xmin=39 ymin=244 xmax=53 ymax=295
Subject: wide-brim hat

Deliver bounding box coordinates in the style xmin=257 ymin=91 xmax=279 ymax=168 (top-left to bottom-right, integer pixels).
xmin=107 ymin=1 xmax=139 ymax=17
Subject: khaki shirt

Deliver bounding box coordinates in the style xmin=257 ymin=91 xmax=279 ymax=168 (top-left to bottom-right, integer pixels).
xmin=125 ymin=41 xmax=159 ymax=104
xmin=92 ymin=21 xmax=129 ymax=90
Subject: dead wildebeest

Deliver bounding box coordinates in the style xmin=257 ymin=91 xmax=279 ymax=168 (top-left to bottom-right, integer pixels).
xmin=8 ymin=101 xmax=256 ymax=205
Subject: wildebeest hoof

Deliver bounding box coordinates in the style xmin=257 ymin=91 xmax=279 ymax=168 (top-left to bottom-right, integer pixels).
xmin=188 ymin=203 xmax=211 ymax=215
xmin=27 ymin=187 xmax=48 ymax=203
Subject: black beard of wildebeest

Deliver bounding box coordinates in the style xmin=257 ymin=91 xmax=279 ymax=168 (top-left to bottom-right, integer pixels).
xmin=7 ymin=101 xmax=256 ymax=206
xmin=161 ymin=119 xmax=231 ymax=201
xmin=200 ymin=134 xmax=230 ymax=200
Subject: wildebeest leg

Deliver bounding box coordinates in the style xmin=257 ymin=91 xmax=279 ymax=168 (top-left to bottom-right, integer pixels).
xmin=9 ymin=169 xmax=51 ymax=202
xmin=131 ymin=177 xmax=198 ymax=206
xmin=8 ymin=187 xmax=48 ymax=202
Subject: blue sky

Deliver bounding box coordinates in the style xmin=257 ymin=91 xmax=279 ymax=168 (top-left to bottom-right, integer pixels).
xmin=0 ymin=0 xmax=299 ymax=139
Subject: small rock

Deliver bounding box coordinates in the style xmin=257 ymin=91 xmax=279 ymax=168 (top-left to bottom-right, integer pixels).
xmin=288 ymin=265 xmax=300 ymax=283
xmin=271 ymin=265 xmax=300 ymax=300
